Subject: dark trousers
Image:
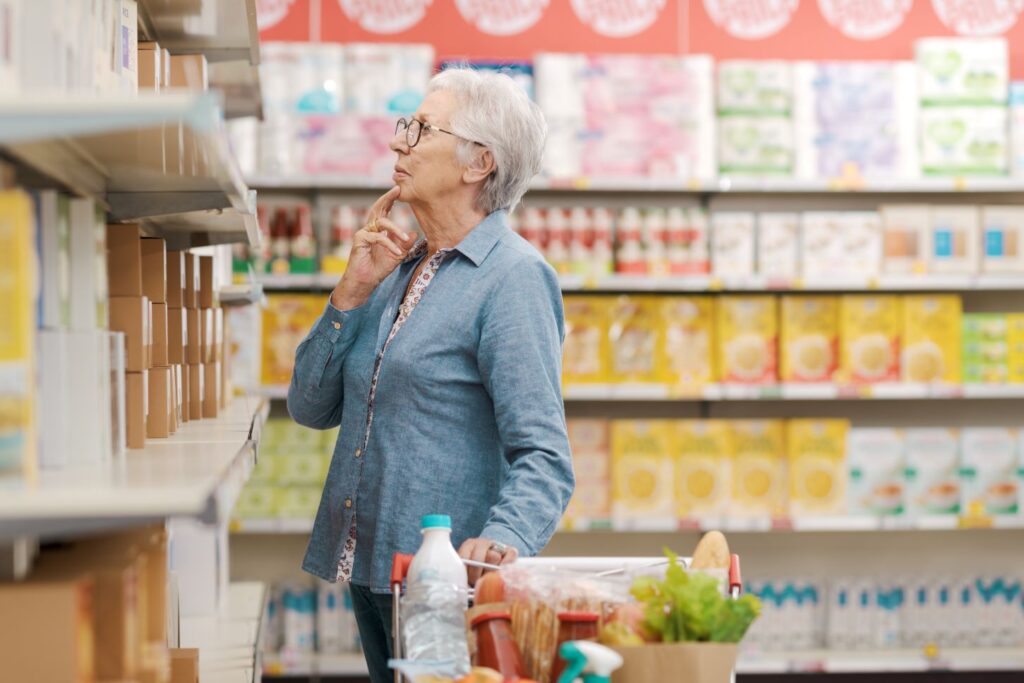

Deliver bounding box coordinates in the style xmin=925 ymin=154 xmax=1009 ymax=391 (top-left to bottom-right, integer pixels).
xmin=350 ymin=583 xmax=396 ymax=683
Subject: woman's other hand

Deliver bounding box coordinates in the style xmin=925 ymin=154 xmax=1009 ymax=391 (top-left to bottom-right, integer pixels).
xmin=458 ymin=537 xmax=519 ymax=586
xmin=331 ymin=186 xmax=418 ymax=310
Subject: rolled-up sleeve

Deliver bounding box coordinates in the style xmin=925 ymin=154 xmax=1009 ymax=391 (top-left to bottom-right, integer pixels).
xmin=287 ymin=301 xmax=367 ymax=430
xmin=477 ymin=257 xmax=575 ymax=555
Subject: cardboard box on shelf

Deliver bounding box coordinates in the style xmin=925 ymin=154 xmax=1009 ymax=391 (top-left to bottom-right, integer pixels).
xmin=611 ymin=420 xmax=676 ymax=521
xmin=147 ymin=366 xmax=171 ymax=439
xmin=138 ymin=41 xmax=161 ymax=92
xmin=107 ymin=223 xmax=144 ymax=297
xmin=110 ymin=296 xmax=151 ymax=373
xmin=167 ymin=251 xmax=185 ymax=308
xmin=140 ymin=237 xmax=167 ymax=303
xmin=787 ymin=419 xmax=849 ymax=515
xmin=716 ymin=296 xmax=778 ymax=384
xmin=848 ymin=428 xmax=905 ymax=516
xmin=198 ymin=255 xmax=215 ymax=308
xmin=905 ymin=428 xmax=961 ymax=515
xmin=183 ymin=252 xmax=199 ymax=309
xmin=186 ymin=308 xmax=201 ymax=365
xmin=168 ymin=307 xmax=186 ymax=365
xmin=169 ymin=54 xmax=208 ymax=90
xmin=151 ymin=303 xmax=168 ymax=367
xmin=169 ymin=649 xmax=198 ymax=683
xmin=730 ymin=420 xmax=786 ymax=517
xmin=840 ymin=295 xmax=902 ymax=383
xmin=202 ymin=308 xmax=215 ymax=364
xmin=189 ymin=364 xmax=203 ymax=421
xmin=180 ymin=363 xmax=190 ymax=424
xmin=126 ymin=371 xmax=147 ymax=449
xmin=781 ymin=296 xmax=840 ymax=383
xmin=902 ymin=295 xmax=963 ymax=384
xmin=202 ymin=361 xmax=220 ymax=418
xmin=676 ymin=420 xmax=733 ymax=517
xmin=0 ymin=578 xmax=96 ymax=683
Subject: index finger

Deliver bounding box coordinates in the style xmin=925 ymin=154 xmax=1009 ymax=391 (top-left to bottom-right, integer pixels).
xmin=369 ymin=186 xmax=401 ymax=221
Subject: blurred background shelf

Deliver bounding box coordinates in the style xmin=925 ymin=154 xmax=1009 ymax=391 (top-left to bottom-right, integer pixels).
xmin=180 ymin=581 xmax=267 ymax=683
xmin=0 ymin=92 xmax=259 ymax=248
xmin=138 ymin=0 xmax=260 ymax=65
xmin=736 ymin=648 xmax=1024 ymax=674
xmin=263 ymin=652 xmax=368 ymax=677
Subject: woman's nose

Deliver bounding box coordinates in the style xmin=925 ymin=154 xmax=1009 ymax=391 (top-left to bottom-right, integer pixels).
xmin=390 ymin=130 xmax=409 ymax=153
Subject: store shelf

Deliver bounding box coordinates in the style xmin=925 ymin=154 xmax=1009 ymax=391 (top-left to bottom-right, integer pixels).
xmin=0 ymin=396 xmax=268 ymax=539
xmin=210 ymin=61 xmax=263 ymax=120
xmin=247 ymin=174 xmax=1024 ymax=195
xmin=0 ymin=92 xmax=259 ymax=249
xmin=230 ymin=517 xmax=313 ymax=534
xmin=220 ymin=283 xmax=265 ymax=307
xmin=559 ymin=273 xmax=1024 ymax=293
xmin=251 ymin=272 xmax=1024 ymax=294
xmin=264 ymin=652 xmax=368 ymax=677
xmin=568 ymin=514 xmax=1024 ymax=533
xmin=737 ymin=648 xmax=1024 ymax=674
xmin=138 ymin=0 xmax=260 ymax=65
xmin=180 ymin=581 xmax=268 ymax=683
xmin=563 ymin=383 xmax=1024 ymax=401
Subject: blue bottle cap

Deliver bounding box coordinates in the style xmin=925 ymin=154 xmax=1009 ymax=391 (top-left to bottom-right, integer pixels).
xmin=421 ymin=514 xmax=452 ymax=530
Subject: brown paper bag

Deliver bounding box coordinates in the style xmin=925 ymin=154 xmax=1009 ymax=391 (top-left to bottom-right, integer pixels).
xmin=611 ymin=642 xmax=738 ymax=683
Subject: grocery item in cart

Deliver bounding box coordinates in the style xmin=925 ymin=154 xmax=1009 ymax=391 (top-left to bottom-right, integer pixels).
xmin=403 ymin=514 xmax=471 ymax=676
xmin=551 ymin=612 xmax=599 ymax=683
xmin=470 ymin=611 xmax=527 ymax=679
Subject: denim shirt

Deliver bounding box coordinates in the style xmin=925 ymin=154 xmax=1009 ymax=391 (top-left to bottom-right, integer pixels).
xmin=287 ymin=209 xmax=575 ymax=592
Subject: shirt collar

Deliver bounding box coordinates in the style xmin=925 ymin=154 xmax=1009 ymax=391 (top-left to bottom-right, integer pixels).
xmin=402 ymin=210 xmax=509 ymax=267
xmin=454 ymin=210 xmax=509 ymax=267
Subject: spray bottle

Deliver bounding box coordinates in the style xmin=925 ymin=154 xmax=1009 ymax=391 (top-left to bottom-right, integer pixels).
xmin=556 ymin=641 xmax=624 ymax=683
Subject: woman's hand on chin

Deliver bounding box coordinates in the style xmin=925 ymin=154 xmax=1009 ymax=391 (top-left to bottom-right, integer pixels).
xmin=331 ymin=187 xmax=417 ymax=310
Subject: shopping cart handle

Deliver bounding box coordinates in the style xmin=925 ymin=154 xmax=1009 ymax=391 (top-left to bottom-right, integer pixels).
xmin=729 ymin=554 xmax=742 ymax=594
xmin=391 ymin=553 xmax=414 ymax=589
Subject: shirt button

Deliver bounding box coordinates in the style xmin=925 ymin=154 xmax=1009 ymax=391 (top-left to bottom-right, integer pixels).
xmin=355 ymin=449 xmax=362 ymax=458
xmin=344 ymin=498 xmax=353 ymax=509
xmin=333 ymin=321 xmax=341 ymax=330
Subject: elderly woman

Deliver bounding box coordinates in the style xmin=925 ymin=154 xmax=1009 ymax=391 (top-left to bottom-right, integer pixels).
xmin=287 ymin=67 xmax=574 ymax=682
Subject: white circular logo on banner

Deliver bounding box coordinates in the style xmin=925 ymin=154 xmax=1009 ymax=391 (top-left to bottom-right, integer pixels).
xmin=338 ymin=0 xmax=433 ymax=33
xmin=570 ymin=0 xmax=668 ymax=37
xmin=818 ymin=0 xmax=913 ymax=39
xmin=931 ymin=0 xmax=1024 ymax=35
xmin=455 ymin=0 xmax=550 ymax=34
xmin=703 ymin=0 xmax=800 ymax=39
xmin=256 ymin=0 xmax=297 ymax=30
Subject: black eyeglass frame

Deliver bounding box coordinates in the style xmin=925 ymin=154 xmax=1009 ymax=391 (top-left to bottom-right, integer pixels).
xmin=395 ymin=117 xmax=484 ymax=148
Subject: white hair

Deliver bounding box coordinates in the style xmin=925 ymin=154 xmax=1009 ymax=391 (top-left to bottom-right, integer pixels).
xmin=428 ymin=67 xmax=548 ymax=214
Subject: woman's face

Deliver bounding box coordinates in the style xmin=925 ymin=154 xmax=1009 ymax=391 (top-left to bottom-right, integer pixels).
xmin=390 ymin=89 xmax=466 ymax=206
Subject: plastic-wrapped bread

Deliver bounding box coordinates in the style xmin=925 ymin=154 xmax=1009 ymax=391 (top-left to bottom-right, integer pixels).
xmin=690 ymin=530 xmax=731 ymax=570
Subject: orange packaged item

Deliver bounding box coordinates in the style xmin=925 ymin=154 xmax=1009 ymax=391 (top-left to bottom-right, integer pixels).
xmin=471 ymin=612 xmax=527 ymax=680
xmin=550 ymin=612 xmax=599 ymax=683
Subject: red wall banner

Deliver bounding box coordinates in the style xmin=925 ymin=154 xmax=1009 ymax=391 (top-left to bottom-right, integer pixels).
xmin=256 ymin=0 xmax=1024 ymax=77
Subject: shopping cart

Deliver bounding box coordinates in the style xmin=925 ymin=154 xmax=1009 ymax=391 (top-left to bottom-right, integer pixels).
xmin=389 ymin=552 xmax=744 ymax=683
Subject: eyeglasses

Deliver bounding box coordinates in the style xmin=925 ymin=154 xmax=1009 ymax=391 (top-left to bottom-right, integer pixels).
xmin=395 ymin=117 xmax=482 ymax=148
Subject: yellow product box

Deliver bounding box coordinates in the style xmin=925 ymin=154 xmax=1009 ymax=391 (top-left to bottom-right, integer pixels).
xmin=0 ymin=190 xmax=37 ymax=481
xmin=563 ymin=296 xmax=610 ymax=385
xmin=902 ymin=295 xmax=962 ymax=384
xmin=261 ymin=295 xmax=326 ymax=386
xmin=608 ymin=296 xmax=663 ymax=385
xmin=716 ymin=296 xmax=778 ymax=384
xmin=232 ymin=483 xmax=278 ymax=518
xmin=661 ymin=297 xmax=715 ymax=387
xmin=611 ymin=420 xmax=676 ymax=520
xmin=840 ymin=295 xmax=902 ymax=383
xmin=277 ymin=452 xmax=331 ymax=485
xmin=564 ymin=419 xmax=611 ymax=526
xmin=780 ymin=296 xmax=840 ymax=383
xmin=730 ymin=420 xmax=787 ymax=517
xmin=787 ymin=419 xmax=849 ymax=515
xmin=675 ymin=420 xmax=733 ymax=517
xmin=276 ymin=486 xmax=323 ymax=519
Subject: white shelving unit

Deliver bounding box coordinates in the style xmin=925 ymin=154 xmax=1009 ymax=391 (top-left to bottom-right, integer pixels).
xmin=0 ymin=396 xmax=268 ymax=539
xmin=0 ymin=92 xmax=259 ymax=249
xmin=231 ymin=517 xmax=314 ymax=534
xmin=180 ymin=581 xmax=268 ymax=683
xmin=137 ymin=0 xmax=260 ymax=65
xmin=248 ymin=175 xmax=1024 ymax=195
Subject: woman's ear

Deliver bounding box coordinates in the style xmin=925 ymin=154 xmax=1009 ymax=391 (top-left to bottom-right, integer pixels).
xmin=463 ymin=147 xmax=496 ymax=185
